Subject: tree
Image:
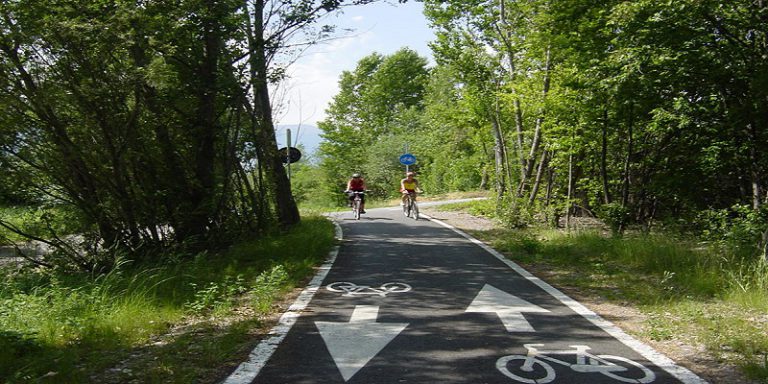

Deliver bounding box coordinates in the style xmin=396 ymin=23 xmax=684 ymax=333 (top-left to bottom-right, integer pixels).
xmin=318 ymin=48 xmax=430 ymax=197
xmin=417 ymin=0 xmax=767 ymax=242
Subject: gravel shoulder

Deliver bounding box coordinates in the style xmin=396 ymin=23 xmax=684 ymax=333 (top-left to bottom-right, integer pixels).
xmin=422 ymin=208 xmax=756 ymax=384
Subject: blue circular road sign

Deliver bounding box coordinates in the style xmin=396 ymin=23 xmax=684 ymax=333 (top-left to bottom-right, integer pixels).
xmin=399 ymin=153 xmax=416 ymax=166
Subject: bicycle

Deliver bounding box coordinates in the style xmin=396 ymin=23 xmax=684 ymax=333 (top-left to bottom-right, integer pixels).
xmin=326 ymin=281 xmax=412 ymax=297
xmin=402 ymin=190 xmax=420 ymax=220
xmin=344 ymin=190 xmax=367 ymax=220
xmin=496 ymin=343 xmax=656 ymax=383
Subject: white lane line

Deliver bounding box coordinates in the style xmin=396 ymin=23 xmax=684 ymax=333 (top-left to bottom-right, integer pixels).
xmin=421 ymin=213 xmax=708 ymax=384
xmin=222 ymin=221 xmax=344 ymax=384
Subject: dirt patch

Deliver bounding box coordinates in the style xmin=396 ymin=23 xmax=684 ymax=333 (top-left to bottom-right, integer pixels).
xmin=422 ymin=209 xmax=498 ymax=232
xmin=422 ymin=207 xmax=757 ymax=384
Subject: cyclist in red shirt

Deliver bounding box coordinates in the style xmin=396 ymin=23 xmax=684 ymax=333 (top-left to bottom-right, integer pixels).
xmin=345 ymin=173 xmax=367 ymax=213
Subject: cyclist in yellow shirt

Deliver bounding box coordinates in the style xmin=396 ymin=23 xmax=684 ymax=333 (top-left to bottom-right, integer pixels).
xmin=400 ymin=171 xmax=421 ymax=206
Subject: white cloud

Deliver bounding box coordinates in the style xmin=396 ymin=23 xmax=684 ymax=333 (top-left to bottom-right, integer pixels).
xmin=273 ymin=62 xmax=338 ymax=126
xmin=274 ymin=32 xmax=377 ymax=126
xmin=274 ymin=1 xmax=434 ymax=126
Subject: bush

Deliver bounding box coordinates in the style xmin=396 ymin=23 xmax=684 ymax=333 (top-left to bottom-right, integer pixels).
xmin=696 ymin=204 xmax=768 ymax=255
xmin=251 ymin=265 xmax=290 ymax=312
xmin=499 ymin=196 xmax=535 ymax=229
xmin=596 ymin=202 xmax=631 ymax=236
xmin=185 ymin=274 xmax=249 ymax=314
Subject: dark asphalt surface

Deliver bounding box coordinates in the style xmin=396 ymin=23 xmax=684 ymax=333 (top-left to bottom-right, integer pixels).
xmin=244 ymin=207 xmax=703 ymax=384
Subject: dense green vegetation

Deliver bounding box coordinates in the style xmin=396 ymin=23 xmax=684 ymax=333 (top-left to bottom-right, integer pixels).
xmin=317 ymin=0 xmax=768 ymax=259
xmin=437 ymin=200 xmax=768 ymax=381
xmin=0 ymin=216 xmax=335 ymax=383
xmin=0 ymin=0 xmax=379 ymax=269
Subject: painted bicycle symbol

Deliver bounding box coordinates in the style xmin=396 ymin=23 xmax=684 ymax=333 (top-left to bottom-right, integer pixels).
xmin=325 ymin=282 xmax=412 ymax=297
xmin=496 ymin=344 xmax=656 ymax=383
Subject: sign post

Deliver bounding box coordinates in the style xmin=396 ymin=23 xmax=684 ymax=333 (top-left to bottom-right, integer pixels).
xmin=279 ymin=130 xmax=302 ymax=187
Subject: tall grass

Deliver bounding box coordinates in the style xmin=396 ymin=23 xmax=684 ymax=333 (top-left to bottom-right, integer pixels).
xmin=536 ymin=233 xmax=768 ymax=381
xmin=480 ymin=227 xmax=768 ymax=301
xmin=0 ymin=216 xmax=336 ymax=383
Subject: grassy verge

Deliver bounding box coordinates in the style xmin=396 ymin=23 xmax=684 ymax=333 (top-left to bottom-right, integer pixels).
xmin=0 ymin=215 xmax=336 ymax=383
xmin=437 ymin=201 xmax=768 ymax=382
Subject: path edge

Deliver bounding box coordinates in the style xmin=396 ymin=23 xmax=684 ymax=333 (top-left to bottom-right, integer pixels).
xmin=422 ymin=213 xmax=709 ymax=384
xmin=221 ymin=219 xmax=343 ymax=384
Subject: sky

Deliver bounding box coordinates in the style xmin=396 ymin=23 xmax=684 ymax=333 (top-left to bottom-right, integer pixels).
xmin=273 ymin=1 xmax=436 ymax=151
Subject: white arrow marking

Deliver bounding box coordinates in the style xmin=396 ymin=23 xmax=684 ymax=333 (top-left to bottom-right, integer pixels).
xmin=466 ymin=284 xmax=551 ymax=332
xmin=316 ymin=305 xmax=409 ymax=382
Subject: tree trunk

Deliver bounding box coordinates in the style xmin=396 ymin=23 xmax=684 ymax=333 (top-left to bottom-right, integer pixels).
xmin=601 ymin=107 xmax=612 ymax=204
xmin=545 ymin=164 xmax=555 ymax=208
xmin=517 ymin=45 xmax=551 ymax=197
xmin=748 ymin=122 xmax=763 ymax=210
xmin=514 ymin=98 xmax=526 ymax=178
xmin=490 ymin=114 xmax=507 ymax=202
xmin=763 ymin=227 xmax=768 ymax=262
xmin=496 ymin=95 xmax=514 ymax=192
xmin=566 ymin=146 xmax=574 ymax=232
xmin=642 ymin=198 xmax=657 ymax=235
xmin=248 ymin=0 xmax=300 ymax=228
xmin=496 ymin=1 xmax=526 ymax=181
xmin=236 ymin=159 xmax=264 ymax=232
xmin=621 ymin=107 xmax=634 ymax=208
xmin=619 ymin=106 xmax=634 ymax=234
xmin=528 ymin=150 xmax=548 ymax=206
xmin=183 ymin=2 xmax=222 ymax=243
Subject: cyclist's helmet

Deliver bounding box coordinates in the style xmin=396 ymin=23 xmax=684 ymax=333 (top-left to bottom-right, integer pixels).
xmin=406 ymin=171 xmax=415 ymax=176
xmin=352 ymin=173 xmax=361 ymax=178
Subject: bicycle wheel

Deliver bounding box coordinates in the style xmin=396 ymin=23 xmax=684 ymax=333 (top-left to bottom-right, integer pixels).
xmin=352 ymin=198 xmax=361 ymax=220
xmin=380 ymin=282 xmax=412 ymax=293
xmin=326 ymin=281 xmax=357 ymax=294
xmin=596 ymin=355 xmax=656 ymax=383
xmin=496 ymin=355 xmax=555 ymax=384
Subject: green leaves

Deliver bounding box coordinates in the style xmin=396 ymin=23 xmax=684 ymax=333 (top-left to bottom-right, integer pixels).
xmin=0 ymin=0 xmax=362 ymax=266
xmin=318 ymin=48 xmax=431 ymax=197
xmin=415 ymin=0 xmax=768 ymax=239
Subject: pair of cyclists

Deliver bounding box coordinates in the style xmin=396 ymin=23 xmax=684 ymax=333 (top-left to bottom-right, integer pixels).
xmin=345 ymin=172 xmax=421 ymax=214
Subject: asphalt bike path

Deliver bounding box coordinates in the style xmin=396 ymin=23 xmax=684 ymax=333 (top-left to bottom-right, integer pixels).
xmin=224 ymin=205 xmax=707 ymax=384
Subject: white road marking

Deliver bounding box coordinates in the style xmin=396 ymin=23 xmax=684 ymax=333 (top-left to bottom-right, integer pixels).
xmin=221 ymin=222 xmax=343 ymax=384
xmin=316 ymin=305 xmax=409 ymax=382
xmin=326 ymin=281 xmax=413 ymax=297
xmin=466 ymin=284 xmax=550 ymax=332
xmin=497 ymin=344 xmax=656 ymax=383
xmin=421 ymin=213 xmax=709 ymax=384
